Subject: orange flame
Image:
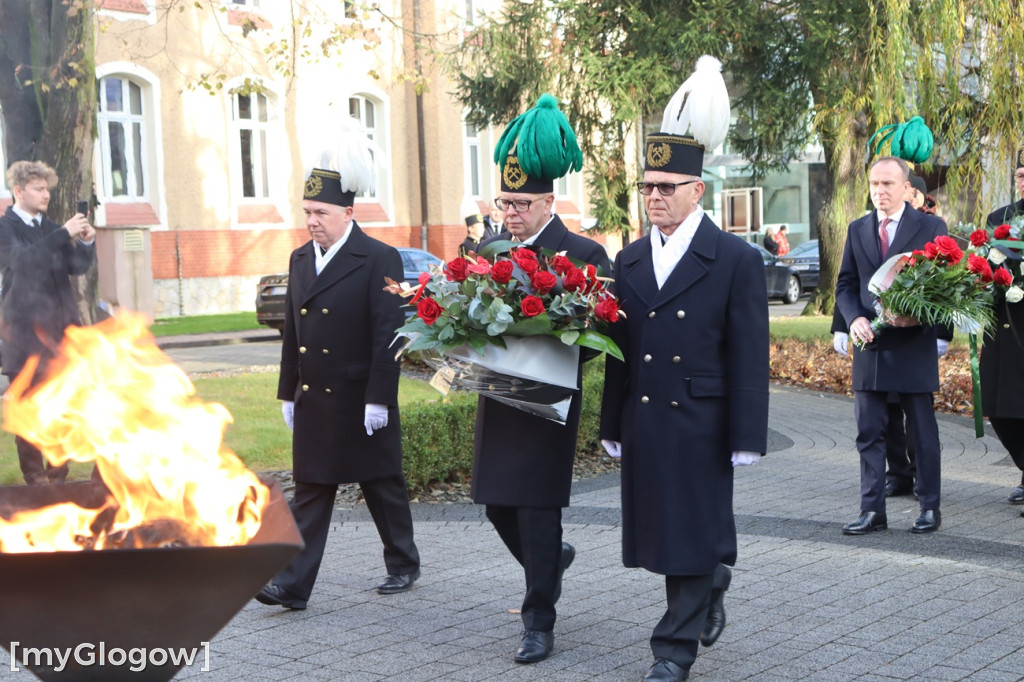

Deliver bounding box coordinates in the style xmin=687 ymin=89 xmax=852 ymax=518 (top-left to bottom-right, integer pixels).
xmin=0 ymin=313 xmax=269 ymax=552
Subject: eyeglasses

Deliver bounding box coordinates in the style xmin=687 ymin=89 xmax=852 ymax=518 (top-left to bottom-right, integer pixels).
xmin=636 ymin=180 xmax=700 ymax=196
xmin=494 ymin=196 xmax=547 ymax=212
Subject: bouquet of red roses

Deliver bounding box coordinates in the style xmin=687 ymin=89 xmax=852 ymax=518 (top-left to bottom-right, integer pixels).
xmin=965 ymin=218 xmax=1024 ymax=304
xmin=386 ymin=243 xmax=622 ymax=423
xmin=862 ymin=235 xmax=993 ymax=347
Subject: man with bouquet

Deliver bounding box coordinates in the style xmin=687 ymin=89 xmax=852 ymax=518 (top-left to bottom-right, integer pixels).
xmin=470 ymin=95 xmax=610 ymax=664
xmin=600 ymin=56 xmax=769 ymax=682
xmin=836 ymin=155 xmax=948 ymax=535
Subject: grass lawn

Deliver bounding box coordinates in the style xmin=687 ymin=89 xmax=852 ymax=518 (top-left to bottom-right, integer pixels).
xmin=150 ymin=312 xmax=263 ymax=337
xmin=0 ymin=374 xmax=444 ymax=486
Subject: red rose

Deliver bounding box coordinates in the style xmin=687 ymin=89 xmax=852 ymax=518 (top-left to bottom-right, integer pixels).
xmin=562 ymin=268 xmax=587 ymax=292
xmin=529 ymin=270 xmax=558 ymax=295
xmin=584 ymin=263 xmax=600 ymax=293
xmin=552 ymin=254 xmax=574 ymax=276
xmin=970 ymin=230 xmax=990 ymax=247
xmin=932 ymin=235 xmax=963 ymax=263
xmin=594 ymin=297 xmax=619 ymax=323
xmin=491 ymin=260 xmax=514 ymax=284
xmin=967 ymin=253 xmax=990 ymax=275
xmin=511 ymin=247 xmax=540 ymax=274
xmin=923 ymin=242 xmax=939 ymax=260
xmin=445 ymin=257 xmax=469 ymax=282
xmin=467 ymin=256 xmax=491 ymax=275
xmin=995 ymin=224 xmax=1011 ymax=240
xmin=994 ymin=267 xmax=1013 ymax=287
xmin=520 ymin=295 xmax=546 ymax=317
xmin=416 ymin=297 xmax=443 ymax=325
xmin=418 ymin=272 xmax=431 ymax=285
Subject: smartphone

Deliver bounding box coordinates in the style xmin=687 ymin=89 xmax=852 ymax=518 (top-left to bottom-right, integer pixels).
xmin=77 ymin=199 xmax=89 ymax=216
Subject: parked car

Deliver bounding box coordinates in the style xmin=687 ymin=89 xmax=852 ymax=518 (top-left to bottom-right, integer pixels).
xmin=779 ymin=239 xmax=819 ymax=291
xmin=749 ymin=242 xmax=803 ymax=304
xmin=255 ymin=247 xmax=444 ymax=332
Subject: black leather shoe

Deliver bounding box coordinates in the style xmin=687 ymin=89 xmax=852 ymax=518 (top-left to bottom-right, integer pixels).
xmin=643 ymin=658 xmax=688 ymax=681
xmin=842 ymin=511 xmax=888 ymax=535
xmin=552 ymin=542 xmax=576 ymax=603
xmin=514 ymin=630 xmax=553 ymax=664
xmin=1008 ymin=486 xmax=1024 ymax=505
xmin=700 ymin=568 xmax=731 ymax=647
xmin=885 ymin=480 xmax=914 ymax=497
xmin=911 ymin=509 xmax=941 ymax=534
xmin=377 ymin=568 xmax=420 ymax=594
xmin=255 ymin=584 xmax=307 ymax=610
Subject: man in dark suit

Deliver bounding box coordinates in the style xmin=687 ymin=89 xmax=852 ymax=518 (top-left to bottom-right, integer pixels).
xmin=255 ymin=140 xmax=420 ymax=611
xmin=0 ymin=160 xmax=95 ymax=485
xmin=600 ymin=55 xmax=770 ymax=682
xmin=836 ymin=156 xmax=948 ymax=536
xmin=472 ymin=95 xmax=610 ymax=664
xmin=981 ymin=147 xmax=1024 ymax=509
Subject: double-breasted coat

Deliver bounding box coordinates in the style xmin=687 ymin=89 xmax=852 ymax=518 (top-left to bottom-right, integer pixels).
xmin=470 ymin=216 xmax=610 ymax=508
xmin=981 ymin=201 xmax=1024 ymax=419
xmin=835 ymin=205 xmax=948 ymax=393
xmin=0 ymin=207 xmax=95 ymax=378
xmin=599 ymin=216 xmax=769 ymax=576
xmin=277 ymin=221 xmax=405 ymax=484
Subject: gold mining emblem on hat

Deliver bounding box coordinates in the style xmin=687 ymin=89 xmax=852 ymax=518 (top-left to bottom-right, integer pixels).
xmin=647 ymin=142 xmax=672 ymax=168
xmin=304 ymin=174 xmax=324 ymax=198
xmin=503 ymin=156 xmax=528 ymax=190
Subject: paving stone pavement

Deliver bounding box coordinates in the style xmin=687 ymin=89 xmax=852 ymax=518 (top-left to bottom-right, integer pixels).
xmin=4 ymin=382 xmax=1023 ymax=681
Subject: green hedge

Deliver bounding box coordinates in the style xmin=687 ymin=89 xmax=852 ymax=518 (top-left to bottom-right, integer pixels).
xmin=399 ymin=360 xmax=606 ymax=491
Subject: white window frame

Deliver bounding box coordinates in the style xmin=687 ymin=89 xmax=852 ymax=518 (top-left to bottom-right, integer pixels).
xmin=93 ymin=62 xmax=166 ymax=227
xmin=230 ymin=0 xmax=259 ymax=7
xmin=347 ymin=93 xmax=390 ymax=212
xmin=0 ymin=107 xmax=8 ymax=200
xmin=230 ymin=88 xmax=274 ymax=202
xmin=97 ymin=76 xmax=148 ymax=202
xmin=463 ymin=115 xmax=484 ymax=199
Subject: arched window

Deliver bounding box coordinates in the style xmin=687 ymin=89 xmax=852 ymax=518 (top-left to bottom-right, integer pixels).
xmin=98 ymin=76 xmax=147 ymax=199
xmin=232 ymin=90 xmax=273 ymax=200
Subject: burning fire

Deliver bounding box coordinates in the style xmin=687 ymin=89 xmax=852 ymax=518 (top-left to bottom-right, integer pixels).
xmin=0 ymin=313 xmax=269 ymax=552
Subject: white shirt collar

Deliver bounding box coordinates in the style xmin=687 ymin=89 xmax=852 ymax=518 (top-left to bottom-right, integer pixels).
xmin=315 ymin=220 xmax=355 ymax=275
xmin=11 ymin=205 xmax=42 ymax=226
xmin=516 ymin=214 xmax=555 ymax=246
xmin=876 ymin=203 xmax=906 ymax=226
xmin=650 ymin=207 xmax=704 ymax=289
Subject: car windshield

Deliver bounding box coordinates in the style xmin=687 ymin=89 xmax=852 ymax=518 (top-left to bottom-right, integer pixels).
xmin=787 ymin=240 xmax=818 ymax=257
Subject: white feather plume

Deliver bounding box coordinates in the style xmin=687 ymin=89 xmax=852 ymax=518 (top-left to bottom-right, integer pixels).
xmin=460 ymin=195 xmax=481 ymax=220
xmin=660 ymin=55 xmax=731 ymax=152
xmin=305 ymin=117 xmax=385 ymax=195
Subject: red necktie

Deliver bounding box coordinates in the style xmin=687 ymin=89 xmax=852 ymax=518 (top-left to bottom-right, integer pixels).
xmin=879 ymin=218 xmax=891 ymax=260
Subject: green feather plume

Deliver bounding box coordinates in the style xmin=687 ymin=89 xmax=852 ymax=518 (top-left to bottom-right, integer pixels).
xmin=868 ymin=116 xmax=934 ymax=164
xmin=494 ymin=93 xmax=583 ymax=179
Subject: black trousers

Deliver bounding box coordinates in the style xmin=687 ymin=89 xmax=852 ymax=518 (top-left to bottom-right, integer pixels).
xmin=884 ymin=399 xmax=917 ymax=489
xmin=275 ymin=475 xmax=420 ymax=601
xmin=650 ymin=564 xmax=730 ymax=671
xmin=16 ymin=436 xmax=67 ymax=486
xmin=855 ymin=391 xmax=941 ymax=513
xmin=485 ymin=505 xmax=562 ymax=632
xmin=988 ymin=417 xmax=1024 ymax=486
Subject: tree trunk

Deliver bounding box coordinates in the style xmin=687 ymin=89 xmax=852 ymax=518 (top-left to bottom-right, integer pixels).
xmin=805 ymin=110 xmax=869 ymax=316
xmin=0 ymin=0 xmax=97 ymax=322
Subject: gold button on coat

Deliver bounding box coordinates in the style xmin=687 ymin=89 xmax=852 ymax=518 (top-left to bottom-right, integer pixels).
xmin=301 ymin=384 xmax=309 ymax=392
xmin=325 ymin=388 xmax=332 ymax=394
xmin=648 ymin=311 xmax=657 ymax=318
xmin=641 ymin=396 xmax=650 ymax=404
xmin=670 ymin=401 xmax=678 ymax=407
xmin=673 ymin=356 xmax=681 ymax=363
xmin=1004 ymin=323 xmax=1011 ymax=329
xmin=322 ymin=308 xmax=329 ymax=314
xmin=322 ymin=348 xmax=330 ymax=355
xmin=644 ymin=354 xmax=652 ymax=362
xmin=677 ymin=310 xmax=686 ymax=319
xmin=299 ymin=346 xmax=307 ymax=354
xmin=300 ymin=308 xmax=307 ymax=315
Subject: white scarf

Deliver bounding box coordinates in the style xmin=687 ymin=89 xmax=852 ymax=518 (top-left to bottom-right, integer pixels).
xmin=650 ymin=207 xmax=704 ymax=289
xmin=314 ymin=221 xmax=354 ymax=275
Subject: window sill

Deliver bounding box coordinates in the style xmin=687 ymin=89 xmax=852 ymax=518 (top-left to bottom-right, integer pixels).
xmin=103 ymin=202 xmax=160 ymax=226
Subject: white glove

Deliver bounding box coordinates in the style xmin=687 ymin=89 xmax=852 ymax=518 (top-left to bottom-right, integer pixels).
xmin=601 ymin=439 xmax=622 ymax=459
xmin=281 ymin=401 xmax=294 ymax=430
xmin=731 ymin=451 xmax=760 ymax=467
xmin=936 ymin=339 xmax=949 ymax=358
xmin=833 ymin=332 xmax=849 ymax=356
xmin=364 ymin=403 xmax=389 ymax=436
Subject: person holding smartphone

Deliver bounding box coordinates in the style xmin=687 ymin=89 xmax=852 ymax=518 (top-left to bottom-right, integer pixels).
xmin=0 ymin=160 xmax=96 ymax=485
